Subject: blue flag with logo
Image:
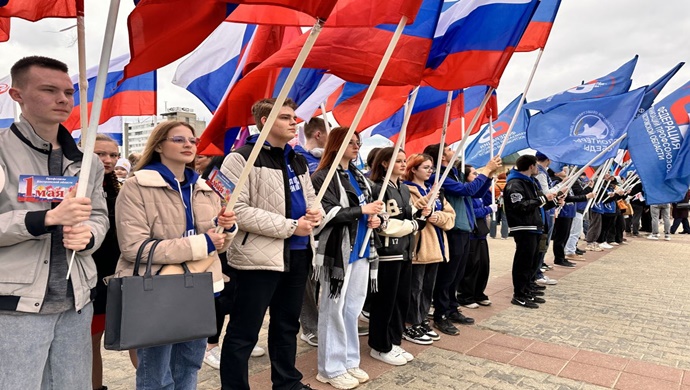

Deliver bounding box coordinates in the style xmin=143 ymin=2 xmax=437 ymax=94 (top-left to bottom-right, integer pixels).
xmin=627 ymin=80 xmax=690 ymax=204
xmin=525 ymin=56 xmax=638 ymax=113
xmin=465 ymin=94 xmax=530 ymax=167
xmin=638 ymin=63 xmax=684 ymax=115
xmin=527 ymin=87 xmax=645 ymax=166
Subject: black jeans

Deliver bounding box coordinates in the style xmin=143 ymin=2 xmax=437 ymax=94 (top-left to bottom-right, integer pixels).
xmin=457 ymin=238 xmax=490 ymax=304
xmin=671 ymin=218 xmax=690 ymax=233
xmin=368 ymin=260 xmax=411 ymax=353
xmin=512 ymin=232 xmax=540 ymax=298
xmin=432 ymin=230 xmax=470 ymax=320
xmin=220 ymin=250 xmax=310 ymax=390
xmin=598 ymin=214 xmax=615 ymax=243
xmin=406 ymin=263 xmax=439 ymax=325
xmin=631 ymin=204 xmax=644 ymax=235
xmin=551 ymin=216 xmax=572 ymax=262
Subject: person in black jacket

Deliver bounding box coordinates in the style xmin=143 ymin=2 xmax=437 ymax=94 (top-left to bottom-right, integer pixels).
xmin=310 ymin=128 xmax=383 ymax=389
xmin=367 ymin=147 xmax=429 ymax=366
xmin=504 ymin=155 xmax=562 ymax=309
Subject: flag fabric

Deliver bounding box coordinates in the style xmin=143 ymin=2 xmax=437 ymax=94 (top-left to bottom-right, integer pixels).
xmin=515 ymin=0 xmax=561 ymax=52
xmin=527 ymin=88 xmax=645 ymax=166
xmin=71 ymin=116 xmax=124 ymax=145
xmin=628 ymin=80 xmax=690 ymax=203
xmin=331 ymin=82 xmax=413 ymax=132
xmin=421 ymin=0 xmax=538 ymax=90
xmin=228 ymin=0 xmax=424 ymax=27
xmin=0 ymin=18 xmax=9 ymax=42
xmin=362 ymin=86 xmax=463 ymax=143
xmin=123 ymin=0 xmax=339 ymax=81
xmin=525 ymin=56 xmax=638 ymax=113
xmin=250 ymin=0 xmax=441 ymax=87
xmin=638 ymin=62 xmax=685 ymax=114
xmin=294 ymin=74 xmax=345 ymax=120
xmin=173 ymin=22 xmax=258 ymax=113
xmin=0 ymin=75 xmax=14 ymax=128
xmin=64 ymin=54 xmax=157 ymax=132
xmin=0 ymin=0 xmax=80 ymax=41
xmin=465 ymin=94 xmax=530 ymax=167
xmin=403 ymin=86 xmax=496 ymax=154
xmin=653 ymin=80 xmax=690 ymax=180
xmin=0 ymin=0 xmax=78 ymax=21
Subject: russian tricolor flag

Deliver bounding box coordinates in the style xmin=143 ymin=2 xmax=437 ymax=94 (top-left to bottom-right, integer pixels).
xmin=516 ymin=0 xmax=562 ymax=52
xmin=422 ymin=0 xmax=538 ymax=90
xmin=64 ymin=54 xmax=156 ymax=140
xmin=173 ymin=22 xmax=257 ymax=113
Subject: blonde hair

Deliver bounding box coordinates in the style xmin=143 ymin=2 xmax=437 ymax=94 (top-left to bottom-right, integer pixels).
xmin=95 ymin=133 xmax=119 ymax=147
xmin=134 ymin=121 xmax=196 ymax=172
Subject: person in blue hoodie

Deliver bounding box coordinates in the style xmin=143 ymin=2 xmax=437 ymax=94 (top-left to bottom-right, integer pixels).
xmin=423 ymin=144 xmax=501 ymax=336
xmin=115 ymin=121 xmax=237 ymax=389
xmin=504 ymin=155 xmax=562 ymax=309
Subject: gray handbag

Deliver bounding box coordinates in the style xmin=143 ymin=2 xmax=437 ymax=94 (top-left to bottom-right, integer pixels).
xmin=104 ymin=238 xmax=217 ymax=350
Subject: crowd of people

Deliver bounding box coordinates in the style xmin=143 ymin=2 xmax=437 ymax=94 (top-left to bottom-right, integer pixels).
xmin=1 ymin=56 xmax=688 ymax=390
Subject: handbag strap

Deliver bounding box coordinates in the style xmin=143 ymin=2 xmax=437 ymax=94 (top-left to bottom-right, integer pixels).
xmin=133 ymin=238 xmax=157 ymax=276
xmin=143 ymin=239 xmax=163 ymax=278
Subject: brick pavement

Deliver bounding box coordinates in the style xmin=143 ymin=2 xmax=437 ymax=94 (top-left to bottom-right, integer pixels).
xmin=101 ymin=232 xmax=690 ymax=389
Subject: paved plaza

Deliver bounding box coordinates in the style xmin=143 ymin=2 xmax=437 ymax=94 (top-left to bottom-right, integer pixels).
xmin=102 ymin=232 xmax=690 ymax=389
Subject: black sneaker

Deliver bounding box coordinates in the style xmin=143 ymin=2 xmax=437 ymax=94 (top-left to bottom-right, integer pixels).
xmin=421 ymin=320 xmax=440 ymax=341
xmin=403 ymin=325 xmax=433 ymax=345
xmin=575 ymin=248 xmax=586 ymax=255
xmin=527 ymin=295 xmax=546 ymax=304
xmin=554 ymin=259 xmax=576 ymax=267
xmin=530 ymin=283 xmax=546 ymax=290
xmin=447 ymin=311 xmax=475 ymax=325
xmin=433 ymin=316 xmax=459 ymax=335
xmin=528 ymin=289 xmax=545 ymax=296
xmin=511 ymin=296 xmax=539 ymax=308
xmin=297 ymin=384 xmax=314 ymax=390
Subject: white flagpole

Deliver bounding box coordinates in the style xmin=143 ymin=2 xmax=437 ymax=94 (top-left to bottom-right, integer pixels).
xmin=427 ymin=87 xmax=494 ymax=204
xmin=359 ymin=86 xmax=419 ymax=257
xmin=312 ymin=16 xmax=409 ymax=207
xmin=434 ymin=91 xmax=454 ymax=187
xmin=67 ymin=0 xmax=121 ymax=278
xmin=77 ymin=8 xmax=89 ymax=135
xmin=497 ymin=48 xmax=544 ymax=157
xmin=489 ymin=111 xmax=496 ymax=219
xmin=584 ymin=159 xmax=614 ymax=215
xmin=460 ymin=117 xmax=466 ymax=174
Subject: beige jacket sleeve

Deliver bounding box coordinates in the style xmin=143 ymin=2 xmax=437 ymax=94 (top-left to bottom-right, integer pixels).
xmin=115 ymin=179 xmax=212 ymax=266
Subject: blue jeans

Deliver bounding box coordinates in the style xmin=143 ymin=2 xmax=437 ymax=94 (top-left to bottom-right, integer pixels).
xmin=565 ymin=212 xmax=583 ymax=255
xmin=0 ymin=303 xmax=93 ymax=390
xmin=136 ymin=338 xmax=206 ymax=390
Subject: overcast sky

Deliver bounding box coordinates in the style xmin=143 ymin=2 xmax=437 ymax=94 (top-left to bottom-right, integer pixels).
xmin=1 ymin=0 xmax=689 ymax=125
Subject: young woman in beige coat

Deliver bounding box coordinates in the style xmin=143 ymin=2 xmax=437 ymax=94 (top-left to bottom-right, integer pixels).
xmin=114 ymin=121 xmax=236 ymax=389
xmin=403 ymin=153 xmax=455 ymax=345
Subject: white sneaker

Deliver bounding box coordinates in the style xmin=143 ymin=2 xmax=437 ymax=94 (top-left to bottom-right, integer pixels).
xmin=370 ymin=348 xmax=407 ymax=366
xmin=647 ymin=234 xmax=659 ymax=240
xmin=300 ymin=332 xmax=318 ymax=347
xmin=316 ymin=372 xmax=360 ymax=389
xmin=347 ymin=367 xmax=370 ymax=383
xmin=599 ymin=242 xmax=613 ymax=249
xmin=251 ymin=345 xmax=265 ymax=357
xmin=535 ymin=275 xmax=558 ymax=285
xmin=462 ymin=303 xmax=479 ymax=309
xmin=665 ymin=235 xmax=671 ymax=241
xmin=392 ymin=345 xmax=414 ymax=362
xmin=608 ymin=242 xmax=619 ymax=246
xmin=586 ymin=243 xmax=603 ymax=252
xmin=203 ymin=346 xmax=221 ymax=369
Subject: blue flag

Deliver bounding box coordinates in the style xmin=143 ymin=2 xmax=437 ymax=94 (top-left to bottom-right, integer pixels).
xmin=525 ymin=56 xmax=637 ymax=113
xmin=638 ymin=62 xmax=684 ymax=115
xmin=527 ymin=88 xmax=645 ymax=166
xmin=627 ymin=80 xmax=690 ymax=204
xmin=465 ymin=94 xmax=530 ymax=167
